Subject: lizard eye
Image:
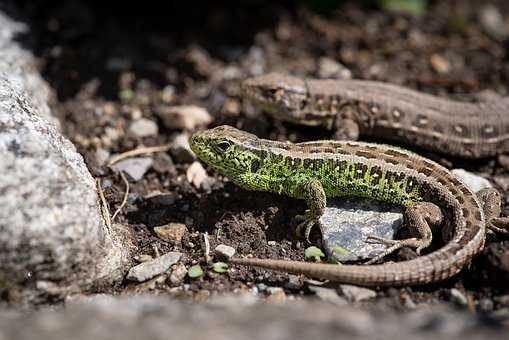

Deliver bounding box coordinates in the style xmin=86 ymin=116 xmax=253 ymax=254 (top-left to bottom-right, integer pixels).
xmin=216 ymin=140 xmax=232 ymax=152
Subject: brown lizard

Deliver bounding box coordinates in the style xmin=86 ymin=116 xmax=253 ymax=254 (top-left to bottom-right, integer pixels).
xmin=241 ymin=73 xmax=509 ymax=158
xmin=190 ymin=125 xmax=509 ymax=286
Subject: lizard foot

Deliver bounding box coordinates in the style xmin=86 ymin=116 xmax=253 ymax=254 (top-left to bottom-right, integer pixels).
xmin=364 ymin=236 xmax=426 ymax=264
xmin=363 ymin=202 xmax=441 ymax=265
xmin=477 ymin=188 xmax=509 ymax=237
xmin=489 ymin=217 xmax=509 ymax=237
xmin=294 ymin=212 xmax=319 ymax=243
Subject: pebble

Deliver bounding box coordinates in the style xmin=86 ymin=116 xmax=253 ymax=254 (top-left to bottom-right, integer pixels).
xmin=320 ymin=198 xmax=403 ymax=262
xmin=451 ymin=169 xmax=492 ymax=193
xmin=478 ymin=298 xmax=494 ymax=312
xmin=266 ymin=287 xmax=286 ymax=302
xmin=494 ymin=295 xmax=509 ymax=306
xmin=126 ymin=252 xmax=182 ymax=282
xmin=493 ymin=175 xmax=509 ymax=192
xmin=154 ymin=223 xmax=188 ymax=243
xmin=317 ymin=57 xmax=352 ymax=79
xmin=95 ymin=148 xmax=110 ymax=167
xmin=215 ymin=244 xmax=236 ymax=259
xmin=479 ymin=5 xmax=509 ymax=40
xmin=449 ymin=288 xmax=468 ymax=307
xmin=402 ymin=296 xmax=417 ymax=309
xmin=430 ymin=54 xmax=450 ymax=74
xmin=308 ymin=286 xmax=347 ymax=305
xmin=161 ymin=85 xmax=176 ymax=103
xmin=170 ymin=133 xmax=196 ymax=163
xmin=128 ymin=118 xmax=159 ymax=137
xmin=186 ymin=161 xmax=209 ymax=188
xmin=168 ymin=264 xmax=188 ymax=285
xmin=256 ymin=283 xmax=268 ymax=292
xmin=156 ymin=105 xmax=212 ymax=130
xmin=285 ymin=275 xmax=303 ymax=290
xmin=339 ymin=284 xmax=377 ymax=302
xmin=111 ymin=157 xmax=153 ymax=181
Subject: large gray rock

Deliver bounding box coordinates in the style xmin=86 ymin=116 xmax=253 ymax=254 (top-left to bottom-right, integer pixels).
xmin=0 ymin=11 xmax=58 ymax=128
xmin=0 ymin=295 xmax=501 ymax=340
xmin=320 ymin=198 xmax=403 ymax=262
xmin=0 ymin=11 xmax=131 ymax=304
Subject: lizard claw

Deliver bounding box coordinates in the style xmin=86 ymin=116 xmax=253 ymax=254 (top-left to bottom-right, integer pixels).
xmin=364 ymin=235 xmax=426 ymax=264
xmin=365 ymin=235 xmax=398 ymax=246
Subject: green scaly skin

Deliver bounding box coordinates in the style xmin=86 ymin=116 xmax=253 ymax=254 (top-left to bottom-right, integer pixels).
xmin=189 ymin=125 xmax=508 ymax=286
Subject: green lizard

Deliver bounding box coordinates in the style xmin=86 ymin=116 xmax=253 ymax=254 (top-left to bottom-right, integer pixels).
xmin=189 ymin=125 xmax=509 ymax=286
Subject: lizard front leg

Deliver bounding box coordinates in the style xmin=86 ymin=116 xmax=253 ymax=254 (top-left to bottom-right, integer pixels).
xmin=365 ymin=202 xmax=443 ymax=264
xmin=333 ymin=105 xmax=360 ymax=141
xmin=288 ymin=177 xmax=326 ymax=242
xmin=477 ymin=188 xmax=509 ymax=236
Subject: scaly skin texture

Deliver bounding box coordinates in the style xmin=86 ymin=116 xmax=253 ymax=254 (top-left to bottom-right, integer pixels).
xmin=241 ymin=73 xmax=509 ymax=158
xmin=189 ymin=125 xmax=509 ymax=286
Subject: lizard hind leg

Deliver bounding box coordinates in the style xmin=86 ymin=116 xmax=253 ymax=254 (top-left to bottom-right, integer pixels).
xmin=477 ymin=188 xmax=509 ymax=237
xmin=364 ymin=202 xmax=443 ymax=265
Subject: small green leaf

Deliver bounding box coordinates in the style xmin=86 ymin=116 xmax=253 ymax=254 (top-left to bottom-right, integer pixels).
xmin=119 ymin=89 xmax=134 ymax=101
xmin=304 ymin=246 xmax=325 ymax=261
xmin=331 ymin=245 xmax=349 ymax=256
xmin=188 ymin=264 xmax=204 ymax=278
xmin=212 ymin=262 xmax=228 ymax=273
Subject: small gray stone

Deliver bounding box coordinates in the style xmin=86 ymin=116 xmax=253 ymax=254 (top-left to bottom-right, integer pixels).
xmin=339 ymin=284 xmax=377 ymax=302
xmin=111 ymin=157 xmax=153 ymax=181
xmin=170 ymin=133 xmax=196 ymax=163
xmin=215 ymin=244 xmax=236 ymax=259
xmin=95 ymin=148 xmax=110 ymax=167
xmin=168 ymin=263 xmax=188 ymax=285
xmin=308 ymin=286 xmax=347 ymax=305
xmin=128 ymin=118 xmax=159 ymax=137
xmin=285 ymin=275 xmax=303 ymax=290
xmin=156 ymin=105 xmax=212 ymax=130
xmin=127 ymin=252 xmax=182 ymax=282
xmin=478 ymin=298 xmax=494 ymax=312
xmin=320 ymin=198 xmax=403 ymax=262
xmin=451 ymin=169 xmax=492 ymax=193
xmin=256 ymin=283 xmax=268 ymax=292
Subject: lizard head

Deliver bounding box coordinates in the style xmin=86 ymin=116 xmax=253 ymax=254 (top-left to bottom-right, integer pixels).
xmin=241 ymin=73 xmax=308 ymax=121
xmin=189 ymin=125 xmax=262 ymax=182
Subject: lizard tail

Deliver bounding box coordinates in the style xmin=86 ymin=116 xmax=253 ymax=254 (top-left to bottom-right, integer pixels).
xmin=228 ymin=256 xmax=461 ymax=287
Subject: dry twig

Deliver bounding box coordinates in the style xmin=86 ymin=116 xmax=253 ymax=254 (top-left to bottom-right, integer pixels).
xmin=107 ymin=144 xmax=171 ymax=166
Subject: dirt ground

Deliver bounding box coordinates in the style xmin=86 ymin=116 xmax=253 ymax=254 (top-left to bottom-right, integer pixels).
xmin=12 ymin=0 xmax=509 ymax=313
